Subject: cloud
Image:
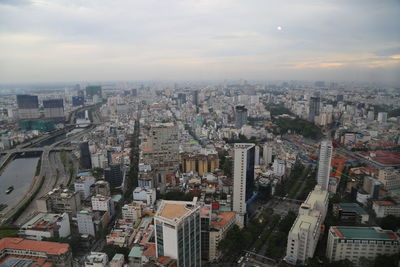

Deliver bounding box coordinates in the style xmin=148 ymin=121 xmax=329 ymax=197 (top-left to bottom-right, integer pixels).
xmin=0 ymin=0 xmax=31 ymax=6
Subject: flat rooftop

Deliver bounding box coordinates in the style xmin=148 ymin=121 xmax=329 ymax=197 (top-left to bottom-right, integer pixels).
xmin=335 ymin=203 xmax=368 ymax=215
xmin=290 ymin=214 xmax=319 ymax=235
xmin=156 ymin=200 xmax=198 ymax=221
xmin=331 ymin=226 xmax=399 ymax=240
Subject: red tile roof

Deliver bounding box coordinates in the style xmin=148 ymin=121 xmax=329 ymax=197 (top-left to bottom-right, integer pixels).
xmin=0 ymin=238 xmax=69 ymax=255
xmin=211 ymin=212 xmax=236 ymax=229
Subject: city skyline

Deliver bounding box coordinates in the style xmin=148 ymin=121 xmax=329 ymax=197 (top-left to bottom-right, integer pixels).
xmin=1 ymin=0 xmax=399 ymax=84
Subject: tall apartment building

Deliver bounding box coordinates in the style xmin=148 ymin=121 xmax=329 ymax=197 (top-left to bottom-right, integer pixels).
xmin=80 ymin=142 xmax=92 ymax=170
xmin=308 ymin=96 xmax=320 ymax=122
xmin=192 ymin=90 xmax=199 ymax=113
xmin=154 ymin=198 xmax=201 ymax=267
xmin=43 ymin=99 xmax=65 ymax=122
xmin=233 ymin=143 xmax=255 ymax=228
xmin=105 ymin=164 xmax=123 ymax=188
xmin=181 ymin=151 xmax=219 ymax=176
xmin=316 ymin=140 xmax=333 ymax=190
xmin=142 ymin=123 xmax=179 ymax=190
xmin=0 ymin=238 xmax=72 ymax=267
xmin=16 ymin=94 xmax=40 ymax=119
xmin=77 ymin=210 xmax=96 ymax=237
xmin=326 ymin=226 xmax=400 ymax=266
xmin=36 ymin=188 xmax=81 ymax=217
xmin=377 ymin=112 xmax=388 ymax=123
xmin=285 ymin=185 xmax=329 ymax=265
xmin=235 ymin=105 xmax=248 ymax=129
xmin=263 ymin=143 xmax=273 ymax=165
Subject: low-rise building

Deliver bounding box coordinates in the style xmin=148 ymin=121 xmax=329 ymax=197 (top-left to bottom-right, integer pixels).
xmin=208 ymin=212 xmax=236 ymax=261
xmin=19 ymin=212 xmax=70 ymax=241
xmin=106 ymin=219 xmax=135 ymax=247
xmin=0 ymin=238 xmax=72 ymax=266
xmin=110 ymin=253 xmax=125 ymax=267
xmin=36 ymin=188 xmax=81 ymax=217
xmin=372 ymin=201 xmax=400 ymax=218
xmin=133 ymin=187 xmax=156 ymax=205
xmin=74 ymin=175 xmax=96 ymax=199
xmin=122 ymin=201 xmax=142 ymax=222
xmin=333 ymin=203 xmax=369 ymax=224
xmin=326 ymin=226 xmax=400 ymax=266
xmin=92 ymin=195 xmax=114 ymax=217
xmin=85 ymin=252 xmax=109 ymax=267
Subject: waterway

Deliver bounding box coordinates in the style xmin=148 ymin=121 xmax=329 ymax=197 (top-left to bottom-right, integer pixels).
xmin=0 ymin=156 xmax=40 ymax=209
xmin=33 ymin=133 xmax=67 ymax=147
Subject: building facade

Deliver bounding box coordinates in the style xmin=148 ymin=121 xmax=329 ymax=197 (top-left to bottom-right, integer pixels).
xmin=316 ymin=140 xmax=333 ymax=191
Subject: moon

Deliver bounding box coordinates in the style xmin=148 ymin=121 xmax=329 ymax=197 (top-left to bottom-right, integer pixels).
xmin=277 ymin=26 xmax=283 ymax=31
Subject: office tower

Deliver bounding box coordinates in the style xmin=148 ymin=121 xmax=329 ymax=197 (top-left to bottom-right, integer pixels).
xmin=131 ymin=88 xmax=138 ymax=97
xmin=316 ymin=140 xmax=333 ymax=191
xmin=43 ymin=99 xmax=65 ymax=122
xmin=192 ymin=90 xmax=199 ymax=113
xmin=17 ymin=94 xmax=40 ymax=119
xmin=85 ymin=85 xmax=102 ymax=100
xmin=308 ymin=96 xmax=320 ymax=122
xmin=377 ymin=112 xmax=388 ymax=123
xmin=263 ymin=143 xmax=273 ymax=165
xmin=234 ymin=105 xmax=248 ymax=129
xmin=72 ymin=96 xmax=84 ymax=106
xmin=285 ymin=185 xmax=329 ymax=265
xmin=80 ymin=142 xmax=92 ymax=170
xmin=233 ymin=143 xmax=255 ymax=228
xmin=104 ymin=164 xmax=123 ymax=188
xmin=367 ymin=110 xmax=375 ymax=121
xmin=154 ymin=199 xmax=201 ymax=267
xmin=142 ymin=123 xmax=179 ymax=190
xmin=178 ymin=93 xmax=187 ymax=104
xmin=326 ymin=226 xmax=400 ymax=266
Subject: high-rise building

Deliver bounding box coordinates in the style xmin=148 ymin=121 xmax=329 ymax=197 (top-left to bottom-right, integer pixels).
xmin=154 ymin=198 xmax=201 ymax=267
xmin=308 ymin=96 xmax=320 ymax=122
xmin=367 ymin=110 xmax=375 ymax=121
xmin=263 ymin=143 xmax=273 ymax=165
xmin=142 ymin=123 xmax=179 ymax=190
xmin=43 ymin=99 xmax=64 ymax=122
xmin=85 ymin=85 xmax=102 ymax=100
xmin=377 ymin=112 xmax=388 ymax=123
xmin=235 ymin=105 xmax=248 ymax=129
xmin=104 ymin=164 xmax=123 ymax=188
xmin=316 ymin=140 xmax=333 ymax=191
xmin=17 ymin=94 xmax=40 ymax=119
xmin=80 ymin=142 xmax=92 ymax=170
xmin=72 ymin=96 xmax=84 ymax=106
xmin=233 ymin=143 xmax=255 ymax=228
xmin=284 ymin=185 xmax=329 ymax=265
xmin=326 ymin=226 xmax=400 ymax=266
xmin=192 ymin=90 xmax=199 ymax=113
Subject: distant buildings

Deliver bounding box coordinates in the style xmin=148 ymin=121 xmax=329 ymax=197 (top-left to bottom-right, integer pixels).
xmin=377 ymin=112 xmax=388 ymax=123
xmin=0 ymin=238 xmax=72 ymax=266
xmin=235 ymin=105 xmax=248 ymax=129
xmin=285 ymin=185 xmax=329 ymax=265
xmin=154 ymin=198 xmax=201 ymax=267
xmin=85 ymin=85 xmax=102 ymax=101
xmin=326 ymin=226 xmax=400 ymax=266
xmin=316 ymin=140 xmax=333 ymax=191
xmin=72 ymin=95 xmax=84 ymax=106
xmin=16 ymin=94 xmax=40 ymax=119
xmin=233 ymin=143 xmax=255 ymax=228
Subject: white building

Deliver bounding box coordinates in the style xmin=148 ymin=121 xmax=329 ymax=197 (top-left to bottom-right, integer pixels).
xmin=377 ymin=112 xmax=388 ymax=123
xmin=284 ymin=185 xmax=329 ymax=265
xmin=132 ymin=187 xmax=156 ymax=205
xmin=110 ymin=253 xmax=125 ymax=267
xmin=263 ymin=143 xmax=273 ymax=165
xmin=326 ymin=226 xmax=400 ymax=266
xmin=19 ymin=213 xmax=70 ymax=241
xmin=85 ymin=252 xmax=109 ymax=267
xmin=233 ymin=143 xmax=255 ymax=228
xmin=92 ymin=195 xmax=114 ymax=217
xmin=272 ymin=159 xmax=286 ymax=176
xmin=77 ymin=210 xmax=96 ymax=237
xmin=154 ymin=198 xmax=201 ymax=267
xmin=74 ymin=176 xmax=96 ymax=199
xmin=372 ymin=201 xmax=400 ymax=218
xmin=254 ymin=145 xmax=260 ymax=166
xmin=316 ymin=140 xmax=333 ymax=191
xmin=122 ymin=202 xmax=142 ymax=221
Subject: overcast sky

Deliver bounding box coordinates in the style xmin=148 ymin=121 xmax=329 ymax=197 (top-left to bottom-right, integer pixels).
xmin=0 ymin=0 xmax=399 ymax=84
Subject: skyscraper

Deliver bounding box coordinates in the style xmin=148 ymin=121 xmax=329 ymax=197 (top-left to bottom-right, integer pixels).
xmin=235 ymin=105 xmax=248 ymax=129
xmin=43 ymin=99 xmax=65 ymax=122
xmin=154 ymin=198 xmax=201 ymax=267
xmin=85 ymin=85 xmax=102 ymax=100
xmin=16 ymin=95 xmax=40 ymax=119
xmin=308 ymin=96 xmax=320 ymax=122
xmin=192 ymin=90 xmax=199 ymax=113
xmin=263 ymin=143 xmax=273 ymax=165
xmin=79 ymin=142 xmax=92 ymax=170
xmin=104 ymin=164 xmax=123 ymax=188
xmin=233 ymin=143 xmax=255 ymax=228
xmin=316 ymin=140 xmax=333 ymax=191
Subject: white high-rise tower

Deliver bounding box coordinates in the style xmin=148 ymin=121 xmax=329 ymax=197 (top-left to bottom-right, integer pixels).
xmin=316 ymin=140 xmax=333 ymax=190
xmin=233 ymin=143 xmax=255 ymax=228
xmin=263 ymin=143 xmax=273 ymax=165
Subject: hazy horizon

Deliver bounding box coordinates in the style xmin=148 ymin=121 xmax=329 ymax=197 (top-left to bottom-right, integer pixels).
xmin=1 ymin=0 xmax=399 ymax=85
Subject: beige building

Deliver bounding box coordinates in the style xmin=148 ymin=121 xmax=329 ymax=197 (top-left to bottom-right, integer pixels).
xmin=326 ymin=226 xmax=400 ymax=266
xmin=208 ymin=212 xmax=236 ymax=261
xmin=378 ymin=168 xmax=400 ymax=190
xmin=36 ymin=187 xmax=81 ymax=217
xmin=284 ymin=185 xmax=329 ymax=265
xmin=181 ymin=152 xmax=219 ymax=176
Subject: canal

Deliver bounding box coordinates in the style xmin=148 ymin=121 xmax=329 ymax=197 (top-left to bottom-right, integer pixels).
xmin=0 ymin=155 xmax=40 ymax=211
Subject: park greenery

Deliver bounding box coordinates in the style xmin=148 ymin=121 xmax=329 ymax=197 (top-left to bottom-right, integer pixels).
xmin=124 ymin=120 xmax=140 ymax=199
xmin=218 ymin=150 xmax=233 ymax=178
xmin=273 ymin=117 xmax=323 ymax=139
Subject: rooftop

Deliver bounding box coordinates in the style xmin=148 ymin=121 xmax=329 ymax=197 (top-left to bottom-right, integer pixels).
xmin=331 ymin=226 xmax=399 ymax=240
xmin=0 ymin=238 xmax=69 ymax=255
xmin=129 ymin=246 xmax=143 ymax=258
xmin=211 ymin=212 xmax=236 ymax=229
xmin=373 ymin=200 xmax=397 ymax=206
xmin=156 ymin=199 xmax=198 ymax=222
xmin=335 ymin=203 xmax=368 ymax=215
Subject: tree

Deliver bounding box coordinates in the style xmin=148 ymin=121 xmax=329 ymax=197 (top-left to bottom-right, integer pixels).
xmin=102 ymin=245 xmax=130 ymax=262
xmin=379 ymin=215 xmax=400 ymax=231
xmin=92 ymin=167 xmax=104 ymax=180
xmin=373 ymin=253 xmax=399 ymax=267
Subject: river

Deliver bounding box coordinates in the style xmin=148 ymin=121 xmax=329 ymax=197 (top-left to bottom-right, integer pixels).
xmin=0 ymin=157 xmax=40 ymax=210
